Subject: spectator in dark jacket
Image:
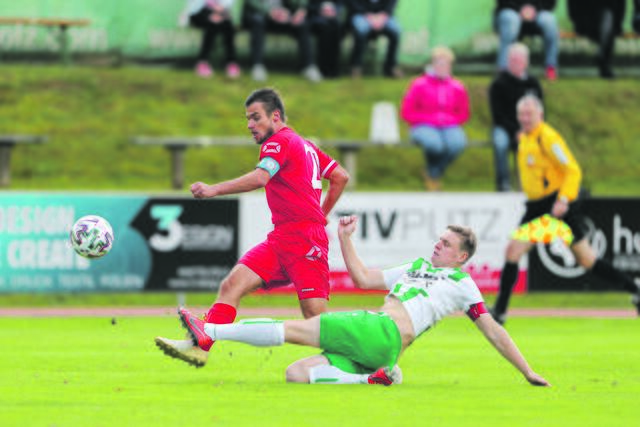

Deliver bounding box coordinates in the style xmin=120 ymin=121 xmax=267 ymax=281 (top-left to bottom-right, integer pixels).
xmin=567 ymin=0 xmax=626 ymax=79
xmin=183 ymin=0 xmax=241 ymax=79
xmin=634 ymin=0 xmax=640 ymax=34
xmin=494 ymin=0 xmax=559 ymax=80
xmin=243 ymin=0 xmax=323 ymax=82
xmin=308 ymin=0 xmax=345 ymax=78
xmin=346 ymin=0 xmax=402 ymax=78
xmin=489 ymin=43 xmax=543 ymax=192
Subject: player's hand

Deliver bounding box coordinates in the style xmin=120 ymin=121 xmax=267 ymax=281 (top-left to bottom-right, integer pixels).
xmin=520 ymin=4 xmax=537 ymax=21
xmin=291 ymin=9 xmax=306 ymax=26
xmin=525 ymin=372 xmax=550 ymax=387
xmin=190 ymin=182 xmax=216 ymax=199
xmin=338 ymin=215 xmax=358 ymax=238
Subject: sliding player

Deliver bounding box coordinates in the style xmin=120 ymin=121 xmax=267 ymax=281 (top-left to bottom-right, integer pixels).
xmin=179 ymin=216 xmax=549 ymax=386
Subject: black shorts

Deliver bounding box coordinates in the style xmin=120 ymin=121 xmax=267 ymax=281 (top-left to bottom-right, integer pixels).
xmin=520 ymin=192 xmax=588 ymax=243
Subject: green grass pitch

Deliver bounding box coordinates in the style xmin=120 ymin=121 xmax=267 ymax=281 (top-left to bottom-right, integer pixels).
xmin=1 ymin=314 xmax=638 ymax=427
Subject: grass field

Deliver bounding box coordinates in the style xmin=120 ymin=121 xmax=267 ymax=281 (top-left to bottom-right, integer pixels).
xmin=1 ymin=313 xmax=638 ymax=427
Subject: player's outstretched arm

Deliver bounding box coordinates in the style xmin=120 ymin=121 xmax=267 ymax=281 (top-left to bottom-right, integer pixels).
xmin=191 ymin=169 xmax=270 ymax=198
xmin=474 ymin=314 xmax=550 ymax=387
xmin=321 ymin=165 xmax=349 ymax=217
xmin=338 ymin=215 xmax=387 ymax=290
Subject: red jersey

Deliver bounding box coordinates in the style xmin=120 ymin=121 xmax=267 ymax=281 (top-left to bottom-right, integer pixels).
xmin=257 ymin=127 xmax=337 ymax=226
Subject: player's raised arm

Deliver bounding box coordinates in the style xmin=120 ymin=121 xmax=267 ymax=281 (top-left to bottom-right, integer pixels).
xmin=321 ymin=164 xmax=349 ymax=217
xmin=473 ymin=314 xmax=550 ymax=387
xmin=338 ymin=215 xmax=387 ymax=290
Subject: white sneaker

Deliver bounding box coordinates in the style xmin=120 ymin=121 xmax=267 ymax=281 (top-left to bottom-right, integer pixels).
xmin=302 ymin=65 xmax=323 ymax=83
xmin=251 ymin=64 xmax=268 ymax=82
xmin=154 ymin=336 xmax=209 ymax=368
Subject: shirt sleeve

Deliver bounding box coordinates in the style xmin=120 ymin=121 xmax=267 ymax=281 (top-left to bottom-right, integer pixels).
xmin=308 ymin=141 xmax=338 ymax=178
xmin=542 ymin=131 xmax=582 ymax=201
xmin=382 ymin=262 xmax=412 ymax=290
xmin=460 ymin=279 xmax=486 ymax=312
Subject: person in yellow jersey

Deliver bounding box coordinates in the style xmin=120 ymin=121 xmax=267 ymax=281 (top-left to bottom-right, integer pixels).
xmin=491 ymin=95 xmax=640 ymax=324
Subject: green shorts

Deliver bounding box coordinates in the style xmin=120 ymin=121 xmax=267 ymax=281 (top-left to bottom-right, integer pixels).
xmin=319 ymin=310 xmax=402 ymax=374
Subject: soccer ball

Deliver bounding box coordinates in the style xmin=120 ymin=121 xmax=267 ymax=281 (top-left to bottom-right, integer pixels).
xmin=70 ymin=215 xmax=115 ymax=259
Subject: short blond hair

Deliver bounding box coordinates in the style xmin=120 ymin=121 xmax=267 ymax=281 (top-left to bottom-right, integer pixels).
xmin=431 ymin=46 xmax=455 ymax=63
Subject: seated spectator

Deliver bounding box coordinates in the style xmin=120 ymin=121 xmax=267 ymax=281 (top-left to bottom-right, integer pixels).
xmin=489 ymin=43 xmax=543 ymax=192
xmin=242 ymin=0 xmax=323 ymax=82
xmin=182 ymin=0 xmax=241 ymax=79
xmin=345 ymin=0 xmax=402 ymax=78
xmin=400 ymin=47 xmax=470 ymax=191
xmin=494 ymin=1 xmax=559 ymax=80
xmin=567 ymin=0 xmax=626 ymax=79
xmin=308 ymin=0 xmax=345 ymax=78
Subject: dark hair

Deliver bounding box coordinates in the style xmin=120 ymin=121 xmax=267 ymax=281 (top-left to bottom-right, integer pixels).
xmin=245 ymin=88 xmax=286 ymax=120
xmin=447 ymin=225 xmax=477 ymax=263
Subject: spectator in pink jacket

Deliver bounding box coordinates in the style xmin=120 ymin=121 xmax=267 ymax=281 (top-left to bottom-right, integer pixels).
xmin=400 ymin=46 xmax=470 ymax=191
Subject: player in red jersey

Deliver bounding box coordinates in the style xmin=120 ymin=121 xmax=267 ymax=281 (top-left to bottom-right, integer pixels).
xmin=155 ymin=88 xmax=350 ymax=367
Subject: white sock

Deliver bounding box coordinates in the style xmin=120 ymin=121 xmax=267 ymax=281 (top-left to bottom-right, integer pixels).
xmin=309 ymin=364 xmax=369 ymax=384
xmin=204 ymin=318 xmax=285 ymax=347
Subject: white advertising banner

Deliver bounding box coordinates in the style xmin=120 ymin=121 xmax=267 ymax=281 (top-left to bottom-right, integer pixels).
xmin=239 ymin=192 xmax=528 ymax=292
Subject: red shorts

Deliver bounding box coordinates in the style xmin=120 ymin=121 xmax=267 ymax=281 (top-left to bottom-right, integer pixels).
xmin=238 ymin=222 xmax=330 ymax=300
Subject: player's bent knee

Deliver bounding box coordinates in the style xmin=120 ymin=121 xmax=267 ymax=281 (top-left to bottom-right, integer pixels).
xmin=299 ymin=298 xmax=327 ymax=319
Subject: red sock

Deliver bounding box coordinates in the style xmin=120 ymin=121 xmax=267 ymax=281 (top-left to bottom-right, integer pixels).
xmin=203 ymin=302 xmax=237 ymax=339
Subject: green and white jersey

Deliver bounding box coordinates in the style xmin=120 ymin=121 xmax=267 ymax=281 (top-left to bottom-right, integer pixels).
xmin=383 ymin=258 xmax=485 ymax=336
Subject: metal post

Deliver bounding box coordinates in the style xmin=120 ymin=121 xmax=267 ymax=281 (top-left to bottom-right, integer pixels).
xmin=338 ymin=144 xmax=362 ymax=189
xmin=0 ymin=143 xmax=13 ymax=187
xmin=59 ymin=24 xmax=70 ymax=65
xmin=168 ymin=145 xmax=186 ymax=190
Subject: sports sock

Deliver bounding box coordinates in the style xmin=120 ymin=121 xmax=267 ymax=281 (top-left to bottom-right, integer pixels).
xmin=199 ymin=303 xmax=237 ymax=351
xmin=204 ymin=318 xmax=285 ymax=347
xmin=308 ymin=364 xmax=369 ymax=384
xmin=591 ymin=259 xmax=639 ymax=294
xmin=493 ymin=261 xmax=518 ymax=316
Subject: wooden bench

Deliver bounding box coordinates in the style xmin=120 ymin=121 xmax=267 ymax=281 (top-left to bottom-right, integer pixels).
xmin=132 ymin=136 xmax=250 ymax=190
xmin=559 ymin=30 xmax=640 ymax=40
xmin=132 ymin=135 xmax=378 ymax=190
xmin=132 ymin=135 xmax=492 ymax=190
xmin=0 ymin=135 xmax=48 ymax=187
xmin=0 ymin=17 xmax=91 ymax=64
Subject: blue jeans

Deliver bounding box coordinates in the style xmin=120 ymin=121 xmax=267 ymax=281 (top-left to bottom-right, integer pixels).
xmin=411 ymin=125 xmax=467 ymax=179
xmin=350 ymin=14 xmax=401 ymax=72
xmin=492 ymin=126 xmax=513 ymax=191
xmin=495 ymin=8 xmax=558 ymax=68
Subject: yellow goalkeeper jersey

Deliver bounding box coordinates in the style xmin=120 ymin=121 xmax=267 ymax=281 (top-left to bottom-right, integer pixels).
xmin=517 ymin=121 xmax=582 ymax=202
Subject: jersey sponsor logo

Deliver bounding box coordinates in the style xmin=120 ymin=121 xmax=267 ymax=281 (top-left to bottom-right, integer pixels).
xmin=262 ymin=142 xmax=281 ymax=154
xmin=301 ymin=288 xmax=316 ymax=292
xmin=305 ymin=245 xmax=322 ymax=261
xmin=404 ymin=270 xmax=444 ymax=287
